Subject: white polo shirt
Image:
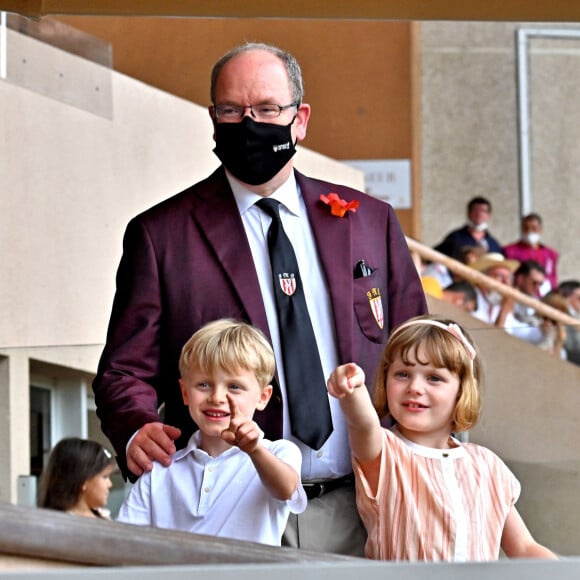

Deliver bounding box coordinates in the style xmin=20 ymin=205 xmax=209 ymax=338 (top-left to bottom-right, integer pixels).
xmin=117 ymin=431 xmax=307 ymax=546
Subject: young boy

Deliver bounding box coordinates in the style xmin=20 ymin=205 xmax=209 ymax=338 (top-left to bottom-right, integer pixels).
xmin=116 ymin=319 xmax=306 ymax=545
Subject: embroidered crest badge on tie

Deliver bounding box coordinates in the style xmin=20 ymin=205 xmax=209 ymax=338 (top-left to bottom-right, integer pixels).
xmin=278 ymin=273 xmax=297 ymax=297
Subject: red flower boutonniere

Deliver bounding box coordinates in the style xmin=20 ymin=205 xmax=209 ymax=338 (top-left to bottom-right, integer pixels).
xmin=319 ymin=193 xmax=360 ymax=218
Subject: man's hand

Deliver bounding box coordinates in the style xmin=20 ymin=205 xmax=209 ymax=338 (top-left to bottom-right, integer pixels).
xmin=127 ymin=422 xmax=181 ymax=476
xmin=327 ymin=362 xmax=366 ymax=398
xmin=221 ymin=394 xmax=263 ymax=454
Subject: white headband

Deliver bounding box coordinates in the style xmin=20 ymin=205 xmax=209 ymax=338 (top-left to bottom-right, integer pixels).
xmin=390 ymin=319 xmax=476 ymax=361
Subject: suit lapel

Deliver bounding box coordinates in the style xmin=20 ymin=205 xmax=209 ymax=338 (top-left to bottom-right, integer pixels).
xmin=296 ymin=171 xmax=354 ymax=363
xmin=189 ymin=169 xmax=272 ymax=342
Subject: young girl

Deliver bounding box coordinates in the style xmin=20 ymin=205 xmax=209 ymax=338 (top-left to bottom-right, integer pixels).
xmin=38 ymin=437 xmax=116 ymax=519
xmin=327 ymin=314 xmax=557 ymax=561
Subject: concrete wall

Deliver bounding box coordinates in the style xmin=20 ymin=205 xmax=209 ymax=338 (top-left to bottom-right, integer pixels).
xmin=420 ymin=21 xmax=580 ymax=282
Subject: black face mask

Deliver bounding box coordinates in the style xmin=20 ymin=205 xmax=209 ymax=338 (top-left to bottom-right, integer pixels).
xmin=213 ymin=116 xmax=297 ymax=185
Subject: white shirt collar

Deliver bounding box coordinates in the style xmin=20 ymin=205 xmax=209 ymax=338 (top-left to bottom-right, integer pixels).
xmin=225 ymin=170 xmax=302 ymax=218
xmin=174 ymin=430 xmax=239 ymax=464
xmin=392 ymin=426 xmax=466 ymax=459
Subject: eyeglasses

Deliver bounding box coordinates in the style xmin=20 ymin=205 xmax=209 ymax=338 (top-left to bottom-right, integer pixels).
xmin=213 ymin=103 xmax=299 ymax=122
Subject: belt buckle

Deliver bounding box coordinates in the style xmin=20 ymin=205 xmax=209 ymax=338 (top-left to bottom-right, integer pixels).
xmin=304 ymin=481 xmax=326 ymax=500
xmin=315 ymin=482 xmax=326 ymax=498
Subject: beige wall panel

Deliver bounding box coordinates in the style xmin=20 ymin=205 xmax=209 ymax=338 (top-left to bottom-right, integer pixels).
xmin=0 ymin=52 xmax=215 ymax=349
xmin=528 ymin=36 xmax=580 ymax=282
xmin=420 ymin=22 xmax=521 ymax=250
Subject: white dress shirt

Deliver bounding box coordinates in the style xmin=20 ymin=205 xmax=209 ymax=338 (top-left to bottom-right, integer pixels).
xmin=227 ymin=171 xmax=352 ymax=480
xmin=117 ymin=431 xmax=306 ymax=546
xmin=472 ymin=287 xmax=542 ymax=342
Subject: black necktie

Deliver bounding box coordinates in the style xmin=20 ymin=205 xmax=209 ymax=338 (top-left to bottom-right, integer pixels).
xmin=256 ymin=198 xmax=333 ymax=449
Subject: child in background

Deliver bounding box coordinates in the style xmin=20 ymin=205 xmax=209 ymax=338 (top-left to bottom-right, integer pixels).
xmin=117 ymin=319 xmax=306 ymax=545
xmin=327 ymin=314 xmax=557 ymax=561
xmin=39 ymin=437 xmax=115 ymax=519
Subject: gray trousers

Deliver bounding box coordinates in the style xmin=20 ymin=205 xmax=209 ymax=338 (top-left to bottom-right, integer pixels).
xmin=282 ymin=484 xmax=367 ymax=557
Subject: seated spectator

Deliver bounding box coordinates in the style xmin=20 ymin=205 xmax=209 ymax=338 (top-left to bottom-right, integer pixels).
xmin=504 ymin=213 xmax=559 ymax=293
xmin=443 ymin=280 xmax=478 ymax=313
xmin=512 ymin=260 xmax=546 ymax=330
xmin=422 ymin=245 xmax=486 ymax=290
xmin=421 ymin=277 xmax=478 ymax=314
xmin=557 ymin=280 xmax=580 ymax=365
xmin=434 ymin=197 xmax=504 ymax=259
xmin=421 ymin=274 xmax=445 ymax=299
xmin=536 ymin=291 xmax=569 ymax=359
xmin=421 ymin=260 xmax=453 ymax=289
xmin=469 ymin=253 xmax=539 ymax=341
xmin=455 ymin=244 xmax=486 ymax=269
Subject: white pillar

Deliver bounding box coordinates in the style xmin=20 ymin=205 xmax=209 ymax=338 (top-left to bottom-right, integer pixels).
xmin=0 ymin=351 xmax=31 ymax=503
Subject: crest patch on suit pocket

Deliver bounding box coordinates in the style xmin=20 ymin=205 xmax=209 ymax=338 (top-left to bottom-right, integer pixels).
xmin=367 ymin=287 xmax=384 ymax=329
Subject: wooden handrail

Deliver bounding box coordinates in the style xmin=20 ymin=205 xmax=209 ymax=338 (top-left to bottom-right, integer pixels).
xmin=0 ymin=502 xmax=354 ymax=568
xmin=405 ymin=237 xmax=580 ymax=328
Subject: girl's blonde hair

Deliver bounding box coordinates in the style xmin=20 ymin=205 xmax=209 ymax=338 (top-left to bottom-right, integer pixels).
xmin=179 ymin=319 xmax=275 ymax=388
xmin=373 ymin=315 xmax=482 ymax=432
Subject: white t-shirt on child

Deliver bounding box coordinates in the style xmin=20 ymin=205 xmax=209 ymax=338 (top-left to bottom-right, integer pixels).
xmin=117 ymin=430 xmax=306 ymax=546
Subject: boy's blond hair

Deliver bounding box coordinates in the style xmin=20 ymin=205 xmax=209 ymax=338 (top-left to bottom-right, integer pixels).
xmin=179 ymin=319 xmax=275 ymax=388
xmin=373 ymin=315 xmax=482 ymax=432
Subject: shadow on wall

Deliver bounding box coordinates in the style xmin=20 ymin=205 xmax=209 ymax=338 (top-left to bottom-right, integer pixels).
xmin=510 ymin=460 xmax=580 ymax=556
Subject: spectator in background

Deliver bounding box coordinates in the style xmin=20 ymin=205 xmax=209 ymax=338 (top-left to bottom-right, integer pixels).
xmin=557 ymin=280 xmax=580 ymax=365
xmin=454 ymin=245 xmax=486 ymax=273
xmin=470 ymin=253 xmax=519 ymax=328
xmin=38 ymin=437 xmax=116 ymax=519
xmin=421 ymin=245 xmax=485 ymax=290
xmin=434 ymin=197 xmax=504 ymax=260
xmin=472 ymin=254 xmax=542 ymax=344
xmin=443 ymin=280 xmax=478 ymax=313
xmin=536 ymin=291 xmax=569 ymax=360
xmin=511 ymin=260 xmax=546 ymax=332
xmin=504 ymin=213 xmax=559 ymax=293
xmin=420 ymin=259 xmax=453 ymax=289
xmin=468 ymin=252 xmax=543 ymax=343
xmin=421 ymin=276 xmax=478 ymax=314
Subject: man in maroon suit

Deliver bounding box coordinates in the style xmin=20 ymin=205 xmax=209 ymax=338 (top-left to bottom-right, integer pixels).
xmin=94 ymin=42 xmax=426 ymax=554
